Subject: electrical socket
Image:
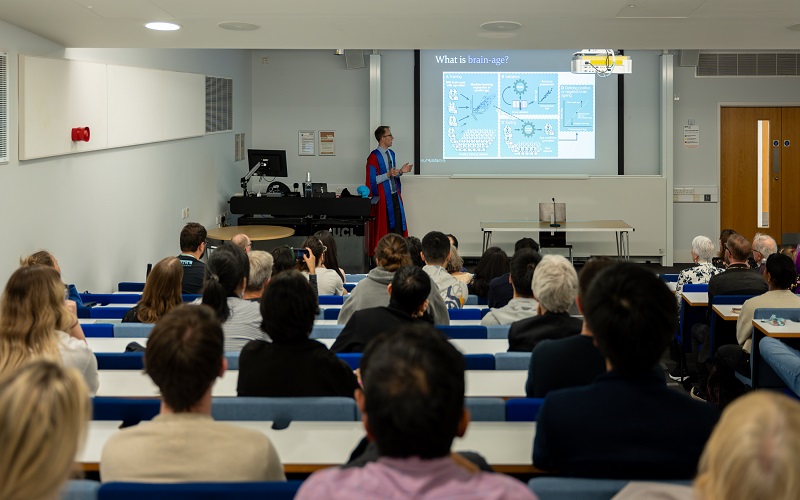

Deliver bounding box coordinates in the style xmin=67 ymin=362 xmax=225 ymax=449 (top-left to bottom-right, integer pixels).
xmin=181 ymin=207 xmax=189 ymax=219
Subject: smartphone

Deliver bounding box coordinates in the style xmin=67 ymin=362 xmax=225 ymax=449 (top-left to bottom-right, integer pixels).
xmin=292 ymin=247 xmax=309 ymax=260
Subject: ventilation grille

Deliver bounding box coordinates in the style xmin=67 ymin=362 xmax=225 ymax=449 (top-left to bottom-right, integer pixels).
xmin=0 ymin=52 xmax=7 ymax=163
xmin=205 ymin=76 xmax=233 ymax=133
xmin=697 ymin=53 xmax=800 ymax=77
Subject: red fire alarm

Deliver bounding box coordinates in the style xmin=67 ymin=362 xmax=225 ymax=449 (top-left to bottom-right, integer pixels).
xmin=71 ymin=127 xmax=90 ymax=142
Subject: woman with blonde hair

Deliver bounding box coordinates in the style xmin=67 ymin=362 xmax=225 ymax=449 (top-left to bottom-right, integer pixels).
xmin=446 ymin=244 xmax=473 ymax=286
xmin=0 ymin=360 xmax=91 ymax=500
xmin=20 ymin=249 xmax=84 ymax=306
xmin=0 ymin=265 xmax=98 ymax=394
xmin=122 ymin=257 xmax=183 ymax=323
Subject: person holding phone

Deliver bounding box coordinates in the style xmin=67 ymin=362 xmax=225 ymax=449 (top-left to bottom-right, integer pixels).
xmin=297 ymin=237 xmax=344 ymax=296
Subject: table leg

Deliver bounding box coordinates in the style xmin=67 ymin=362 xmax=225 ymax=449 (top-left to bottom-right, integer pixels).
xmin=615 ymin=232 xmax=621 ymax=260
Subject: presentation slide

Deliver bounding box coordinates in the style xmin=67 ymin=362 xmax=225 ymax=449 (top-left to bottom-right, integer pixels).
xmin=419 ymin=50 xmax=620 ymax=177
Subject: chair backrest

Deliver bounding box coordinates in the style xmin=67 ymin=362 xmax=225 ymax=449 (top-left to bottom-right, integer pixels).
xmin=118 ymin=282 xmax=145 ymax=292
xmin=712 ymin=294 xmax=754 ymax=305
xmin=437 ymin=325 xmax=488 ymax=339
xmin=465 ymin=397 xmax=506 ymax=421
xmin=90 ymin=307 xmax=132 ymax=319
xmin=495 ymin=352 xmax=531 ymax=370
xmin=80 ymin=293 xmax=141 ymax=305
xmin=182 ymin=294 xmax=202 ymax=302
xmin=528 ymin=477 xmax=692 ymax=500
xmin=486 ymin=324 xmax=511 ymax=339
xmin=113 ymin=323 xmax=156 ymax=338
xmin=61 ymin=479 xmax=101 ymax=500
xmin=682 ymin=283 xmax=708 ymax=292
xmin=345 ymin=274 xmax=368 ymax=283
xmin=753 ymin=307 xmax=800 ymax=322
xmin=337 ymin=353 xmax=362 ymax=370
xmin=448 ymin=308 xmax=482 ymax=320
xmin=343 ymin=283 xmax=356 ymax=292
xmin=97 ymin=481 xmax=304 ymax=500
xmin=210 ymin=397 xmax=358 ymax=422
xmin=505 ymin=398 xmax=545 ymax=421
xmin=660 ymin=273 xmax=679 ymax=283
xmin=92 ymin=397 xmax=160 ymax=426
xmin=95 ymin=352 xmax=144 ymax=370
xmin=82 ymin=323 xmax=114 ymax=338
xmin=464 ymin=353 xmax=495 ymax=370
xmin=318 ymin=295 xmax=345 ymax=305
xmin=323 ymin=307 xmax=341 ymax=320
xmin=309 ymin=324 xmax=345 ymax=339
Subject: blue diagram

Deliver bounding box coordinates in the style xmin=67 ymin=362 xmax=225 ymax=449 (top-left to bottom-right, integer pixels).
xmin=443 ymin=72 xmax=594 ymax=159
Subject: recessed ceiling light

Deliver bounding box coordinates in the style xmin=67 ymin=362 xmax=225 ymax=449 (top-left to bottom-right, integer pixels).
xmin=145 ymin=22 xmax=181 ymax=31
xmin=788 ymin=24 xmax=800 ymax=32
xmin=480 ymin=21 xmax=522 ymax=33
xmin=218 ymin=22 xmax=260 ymax=31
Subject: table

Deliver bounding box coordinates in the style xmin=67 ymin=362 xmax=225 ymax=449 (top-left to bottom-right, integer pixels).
xmin=95 ymin=370 xmax=527 ymax=399
xmin=78 ymin=420 xmax=539 ymax=474
xmin=753 ymin=319 xmax=800 ymax=337
xmin=712 ymin=304 xmax=740 ymax=322
xmin=207 ymin=225 xmax=294 ymax=242
xmin=682 ymin=292 xmax=708 ymax=307
xmin=480 ymin=220 xmax=633 ymax=260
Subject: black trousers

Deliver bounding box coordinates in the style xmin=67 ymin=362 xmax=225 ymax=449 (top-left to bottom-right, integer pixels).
xmin=388 ymin=192 xmax=404 ymax=234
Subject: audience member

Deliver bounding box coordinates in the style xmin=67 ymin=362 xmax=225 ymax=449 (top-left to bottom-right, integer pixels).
xmin=0 ymin=265 xmax=98 ymax=394
xmin=481 ymin=248 xmax=541 ymax=326
xmin=243 ymin=250 xmax=273 ymax=301
xmin=675 ymin=235 xmax=724 ymax=303
xmin=759 ymin=336 xmax=800 ymax=396
xmin=711 ymin=228 xmax=736 ymax=269
xmin=690 ymin=233 xmax=768 ymax=400
xmin=331 ymin=266 xmax=435 ymax=353
xmin=446 ymin=245 xmax=473 ymax=286
xmin=314 ymin=229 xmax=347 ymax=286
xmin=446 ymin=233 xmax=459 ymax=248
xmin=237 ymin=271 xmax=358 ymax=397
xmin=296 ymin=324 xmax=536 ymax=499
xmin=488 ymin=237 xmax=539 ymax=308
xmin=405 ymin=236 xmax=425 ymax=268
xmin=533 ymin=262 xmax=719 ymax=479
xmin=178 ymin=222 xmax=207 ymax=294
xmin=422 ymin=231 xmax=468 ymax=308
xmin=200 ymin=243 xmax=267 ymax=352
xmin=230 ymin=233 xmax=252 ymax=254
xmin=709 ymin=253 xmax=800 ymax=407
xmin=20 ymin=250 xmax=83 ymax=306
xmin=507 ymin=255 xmax=581 ymax=352
xmin=123 ymin=256 xmax=183 ymax=323
xmin=0 ymin=360 xmax=90 ymax=500
xmin=468 ymin=246 xmax=510 ymax=300
xmin=299 ymin=236 xmax=344 ymax=296
xmin=101 ymin=305 xmax=285 ymax=482
xmin=525 ymin=257 xmax=613 ymax=397
xmin=751 ymin=232 xmax=777 ymax=275
xmin=270 ymin=246 xmax=297 ymax=276
xmin=339 ymin=234 xmax=448 ymax=325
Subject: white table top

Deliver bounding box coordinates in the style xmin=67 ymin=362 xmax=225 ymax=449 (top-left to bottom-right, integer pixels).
xmin=78 ymin=420 xmax=536 ymax=471
xmin=713 ymin=304 xmax=741 ymax=321
xmin=682 ymin=292 xmax=708 ymax=307
xmin=481 ymin=220 xmax=633 ymax=232
xmin=95 ymin=369 xmax=527 ymax=399
xmin=753 ymin=318 xmax=800 ymax=337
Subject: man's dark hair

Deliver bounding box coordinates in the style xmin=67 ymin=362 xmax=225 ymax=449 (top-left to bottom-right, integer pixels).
xmin=389 ymin=265 xmax=431 ymax=314
xmin=201 ymin=243 xmax=249 ymax=323
xmin=374 ymin=125 xmax=389 ymax=142
xmin=260 ymin=270 xmax=319 ymax=343
xmin=421 ymin=231 xmax=451 ymax=264
xmin=144 ymin=304 xmax=223 ymax=412
xmin=180 ymin=223 xmax=207 ymax=252
xmin=726 ymin=233 xmax=752 ymax=263
xmin=578 ymin=256 xmax=615 ymax=299
xmin=509 ymin=249 xmax=542 ymax=298
xmin=361 ymin=323 xmax=465 ymax=459
xmin=270 ymin=246 xmax=296 ymax=276
xmin=404 ymin=236 xmax=425 ymax=268
xmin=766 ymin=253 xmax=797 ymax=289
xmin=515 ymin=237 xmax=540 ymax=253
xmin=583 ymin=263 xmax=676 ymax=376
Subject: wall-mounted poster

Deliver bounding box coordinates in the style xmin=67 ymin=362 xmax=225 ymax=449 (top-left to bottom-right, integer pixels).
xmin=299 ymin=130 xmax=316 ymax=156
xmin=319 ymin=130 xmax=335 ymax=156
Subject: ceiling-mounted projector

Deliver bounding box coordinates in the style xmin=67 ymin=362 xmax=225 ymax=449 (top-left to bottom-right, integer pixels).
xmin=571 ymin=49 xmax=631 ymax=76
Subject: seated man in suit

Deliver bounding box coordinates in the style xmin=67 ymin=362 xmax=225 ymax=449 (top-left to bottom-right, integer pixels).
xmin=526 ymin=256 xmax=613 ymax=397
xmin=331 ymin=265 xmax=434 ymax=353
xmin=487 ymin=237 xmax=540 ymax=309
xmin=481 ymin=248 xmax=541 ymax=326
xmin=296 ymin=324 xmax=535 ymax=499
xmin=101 ymin=305 xmax=285 ymax=483
xmin=507 ymin=254 xmax=582 ymax=352
xmin=421 ymin=231 xmax=468 ymax=309
xmin=533 ymin=263 xmax=719 ymax=479
xmin=177 ymin=222 xmax=207 ymax=294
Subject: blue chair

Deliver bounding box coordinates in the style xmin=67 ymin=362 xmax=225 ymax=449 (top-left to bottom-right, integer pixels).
xmin=95 ymin=352 xmax=144 ymax=370
xmin=318 ymin=295 xmax=344 ymax=305
xmin=465 ymin=294 xmax=479 ymax=305
xmin=60 ymin=479 xmax=101 ymax=500
xmin=528 ymin=477 xmax=691 ymax=500
xmin=182 ymin=294 xmax=202 ymax=302
xmin=80 ymin=293 xmax=140 ymax=304
xmin=310 ymin=324 xmax=344 ymax=339
xmin=323 ymin=308 xmax=341 ymax=320
xmin=345 ymin=273 xmax=368 ymax=283
xmin=751 ymin=308 xmax=800 ymax=389
xmin=224 ymin=352 xmax=240 ymax=370
xmin=464 ymin=354 xmax=495 ymax=370
xmin=82 ymin=323 xmax=114 ymax=338
xmin=486 ymin=324 xmax=511 ymax=339
xmin=97 ymin=481 xmax=303 ymax=500
xmin=660 ymin=273 xmax=679 ymax=282
xmin=343 ymin=283 xmax=356 ymax=292
xmin=90 ymin=307 xmax=132 ymax=319
xmin=505 ymin=398 xmax=545 ymax=421
xmin=437 ymin=325 xmax=488 ymax=339
xmin=449 ymin=308 xmax=482 ymax=320
xmin=92 ymin=397 xmax=160 ymax=426
xmin=211 ymin=397 xmax=358 ymax=422
xmin=337 ymin=352 xmax=362 ymax=369
xmin=708 ymin=295 xmax=755 ymax=359
xmin=465 ymin=397 xmax=506 ymax=421
xmin=113 ymin=323 xmax=155 ymax=338
xmin=118 ymin=282 xmax=145 ymax=292
xmin=495 ymin=352 xmax=531 ymax=370
xmin=682 ymin=283 xmax=708 ymax=292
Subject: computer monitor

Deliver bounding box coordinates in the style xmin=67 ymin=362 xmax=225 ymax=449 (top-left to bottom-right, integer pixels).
xmin=247 ymin=149 xmax=288 ymax=178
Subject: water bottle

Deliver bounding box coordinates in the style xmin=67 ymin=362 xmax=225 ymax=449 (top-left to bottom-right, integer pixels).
xmin=304 ymin=172 xmax=313 ymax=198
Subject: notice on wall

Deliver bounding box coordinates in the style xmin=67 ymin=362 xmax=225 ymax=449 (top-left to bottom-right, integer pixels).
xmin=319 ymin=130 xmax=336 ymax=156
xmin=299 ymin=130 xmax=316 ymax=156
xmin=684 ymin=126 xmax=700 ymax=148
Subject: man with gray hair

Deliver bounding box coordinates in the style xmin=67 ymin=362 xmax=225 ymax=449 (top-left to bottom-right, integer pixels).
xmin=243 ymin=250 xmax=273 ymax=301
xmin=752 ymin=232 xmax=777 ymax=275
xmin=508 ymin=254 xmax=582 ymax=352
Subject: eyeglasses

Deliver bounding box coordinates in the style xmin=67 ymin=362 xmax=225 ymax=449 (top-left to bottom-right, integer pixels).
xmin=383 ymin=134 xmax=393 ymax=138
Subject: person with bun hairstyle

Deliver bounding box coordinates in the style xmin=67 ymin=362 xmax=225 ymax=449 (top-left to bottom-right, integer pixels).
xmin=123 ymin=256 xmax=183 ymax=323
xmin=337 ymin=234 xmax=448 ymax=325
xmin=200 ymin=243 xmax=267 ymax=352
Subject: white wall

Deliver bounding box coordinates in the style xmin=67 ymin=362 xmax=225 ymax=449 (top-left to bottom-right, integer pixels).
xmin=0 ymin=21 xmax=252 ymax=291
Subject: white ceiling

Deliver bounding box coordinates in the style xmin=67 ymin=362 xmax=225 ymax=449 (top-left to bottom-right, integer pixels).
xmin=1 ymin=0 xmax=800 ymax=50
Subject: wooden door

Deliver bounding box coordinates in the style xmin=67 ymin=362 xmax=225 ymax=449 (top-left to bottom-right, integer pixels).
xmin=781 ymin=108 xmax=800 ymax=237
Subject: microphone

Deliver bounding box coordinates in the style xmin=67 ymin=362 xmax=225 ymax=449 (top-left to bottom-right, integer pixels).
xmin=550 ymin=197 xmax=561 ymax=227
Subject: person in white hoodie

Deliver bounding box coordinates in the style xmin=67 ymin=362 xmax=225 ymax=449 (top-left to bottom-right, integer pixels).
xmin=481 ymin=248 xmax=541 ymax=326
xmin=421 ymin=231 xmax=468 ymax=309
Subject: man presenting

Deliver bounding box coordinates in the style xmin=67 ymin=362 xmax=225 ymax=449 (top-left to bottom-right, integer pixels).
xmin=366 ymin=126 xmax=412 ymax=253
